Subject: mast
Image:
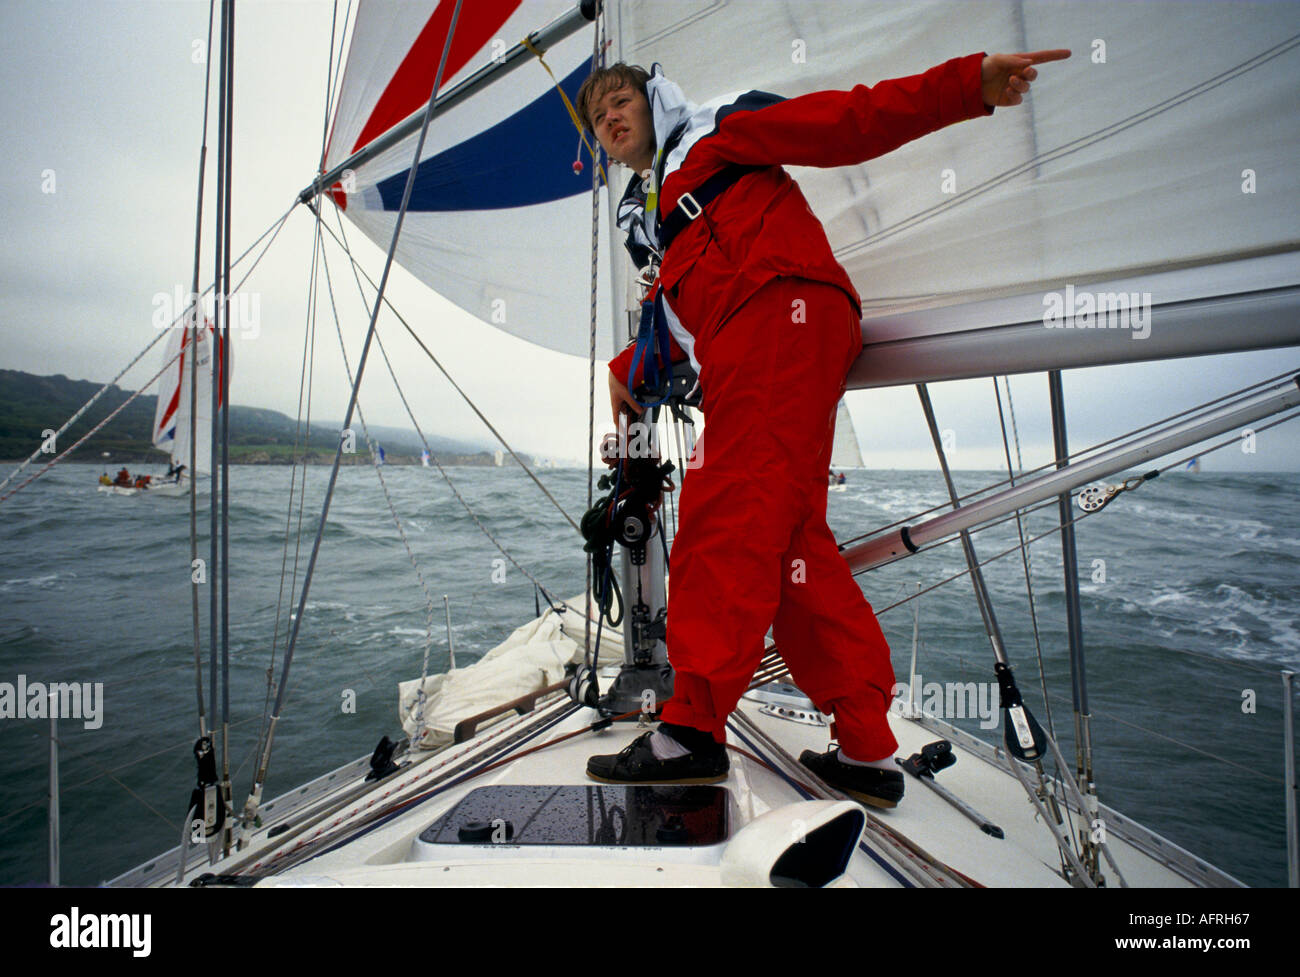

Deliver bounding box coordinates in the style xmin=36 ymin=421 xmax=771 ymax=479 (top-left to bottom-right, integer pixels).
xmin=218 ymin=0 xmax=236 ymax=857
xmin=187 ymin=0 xmax=217 ymax=748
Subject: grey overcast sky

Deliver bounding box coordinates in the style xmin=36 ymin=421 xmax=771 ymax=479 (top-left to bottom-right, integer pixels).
xmin=2 ymin=0 xmax=1297 ymax=473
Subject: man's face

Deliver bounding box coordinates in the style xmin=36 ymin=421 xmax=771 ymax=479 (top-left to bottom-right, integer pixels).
xmin=590 ymin=83 xmax=654 ymax=173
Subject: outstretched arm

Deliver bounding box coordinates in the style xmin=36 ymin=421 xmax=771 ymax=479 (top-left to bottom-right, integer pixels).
xmin=677 ymin=50 xmax=1070 ymax=174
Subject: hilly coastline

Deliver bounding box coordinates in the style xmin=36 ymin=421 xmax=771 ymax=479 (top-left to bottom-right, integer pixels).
xmin=0 ymin=370 xmax=529 ymax=467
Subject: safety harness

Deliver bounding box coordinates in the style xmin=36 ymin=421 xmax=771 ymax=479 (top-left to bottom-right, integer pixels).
xmin=625 ymin=160 xmax=761 ymax=408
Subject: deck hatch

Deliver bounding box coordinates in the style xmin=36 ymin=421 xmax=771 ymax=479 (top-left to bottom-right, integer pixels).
xmin=418 ymin=785 xmax=730 ymax=847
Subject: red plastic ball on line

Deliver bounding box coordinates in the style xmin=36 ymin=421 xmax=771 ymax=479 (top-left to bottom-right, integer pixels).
xmin=573 ymin=160 xmax=584 ymax=174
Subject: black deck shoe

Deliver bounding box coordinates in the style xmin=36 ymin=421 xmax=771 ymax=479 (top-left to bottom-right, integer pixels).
xmin=586 ymin=727 xmax=729 ymax=785
xmin=799 ymin=748 xmax=904 ymax=809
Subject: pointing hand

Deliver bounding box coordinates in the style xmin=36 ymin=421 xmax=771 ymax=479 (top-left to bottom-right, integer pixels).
xmin=981 ymin=49 xmax=1071 ymax=108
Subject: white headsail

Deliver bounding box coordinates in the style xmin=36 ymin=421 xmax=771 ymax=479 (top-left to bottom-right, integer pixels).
xmin=151 ymin=321 xmax=226 ymax=475
xmin=831 ymin=400 xmax=864 ymax=470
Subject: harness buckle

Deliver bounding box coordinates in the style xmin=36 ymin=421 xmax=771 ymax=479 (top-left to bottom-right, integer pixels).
xmin=676 ymin=192 xmax=702 ymax=221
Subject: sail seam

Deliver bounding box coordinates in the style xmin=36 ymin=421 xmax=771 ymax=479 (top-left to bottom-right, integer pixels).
xmin=837 ymin=32 xmax=1300 ymax=261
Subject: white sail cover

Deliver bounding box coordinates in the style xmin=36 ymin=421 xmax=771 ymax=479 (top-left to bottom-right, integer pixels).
xmin=328 ymin=1 xmax=1300 ymax=363
xmin=398 ymin=595 xmax=622 ymax=750
xmin=830 ymin=400 xmax=864 ymax=469
xmin=325 ymin=0 xmax=614 ymax=360
xmin=151 ymin=322 xmax=226 ymax=474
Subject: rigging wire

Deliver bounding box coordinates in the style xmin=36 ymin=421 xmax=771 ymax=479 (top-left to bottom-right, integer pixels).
xmin=0 ymin=713 xmax=267 ymax=830
xmin=254 ymin=0 xmax=348 ymax=776
xmin=314 ymin=236 xmax=440 ymax=744
xmin=836 ymin=365 xmax=1300 ymax=550
xmin=321 ymin=208 xmax=565 ymax=607
xmin=244 ymin=0 xmax=469 ymax=823
xmin=583 ymin=7 xmax=606 ymax=686
xmin=313 ymin=208 xmax=581 ymax=535
xmin=847 ymin=400 xmax=1300 ymax=867
xmin=865 ymin=408 xmax=1300 ymax=673
xmin=183 ymin=0 xmax=220 ymax=745
xmin=840 ymin=31 xmax=1300 ymax=262
xmin=0 ymin=328 xmax=169 ymax=495
xmin=255 ymin=213 xmax=323 ymax=789
xmin=841 ymin=370 xmax=1300 ymax=573
xmin=992 ymin=374 xmax=1074 ymax=858
xmin=994 ymin=376 xmax=1054 ymax=724
xmin=582 ymin=5 xmax=605 ymax=680
xmin=0 ymin=356 xmax=182 ymax=504
xmin=1041 ymin=688 xmax=1287 ymax=783
xmin=0 ymin=201 xmax=297 ymax=508
xmin=211 ymin=0 xmax=238 ymax=857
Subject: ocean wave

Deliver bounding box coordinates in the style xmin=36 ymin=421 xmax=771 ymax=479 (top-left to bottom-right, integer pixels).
xmin=0 ymin=572 xmax=72 ymax=592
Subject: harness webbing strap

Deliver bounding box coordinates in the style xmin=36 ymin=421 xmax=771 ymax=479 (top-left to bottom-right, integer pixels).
xmin=657 ymin=164 xmax=762 ymax=251
xmin=626 ymin=287 xmax=675 ymax=408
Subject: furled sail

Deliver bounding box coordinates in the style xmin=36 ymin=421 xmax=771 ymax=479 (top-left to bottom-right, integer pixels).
xmin=323 ymin=0 xmax=613 ymax=360
xmin=151 ymin=321 xmax=226 ymax=475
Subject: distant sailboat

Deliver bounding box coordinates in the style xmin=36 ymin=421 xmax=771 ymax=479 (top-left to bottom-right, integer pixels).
xmin=421 ymin=448 xmax=431 ymax=468
xmin=98 ymin=320 xmax=226 ymax=497
xmin=829 ymin=399 xmax=863 ymax=490
xmin=1186 ymin=457 xmax=1201 ymax=473
xmin=831 ymin=400 xmax=864 ymax=470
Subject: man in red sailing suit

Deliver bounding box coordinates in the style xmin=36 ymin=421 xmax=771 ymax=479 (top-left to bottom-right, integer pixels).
xmin=580 ymin=49 xmax=1069 ymax=806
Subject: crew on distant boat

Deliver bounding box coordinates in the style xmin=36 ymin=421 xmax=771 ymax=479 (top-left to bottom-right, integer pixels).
xmin=828 ymin=470 xmax=846 ymax=485
xmin=165 ymin=462 xmax=187 ymax=483
xmin=133 ymin=474 xmax=152 ymax=489
xmin=99 ymin=473 xmax=112 ymax=486
xmin=114 ymin=467 xmax=132 ymax=486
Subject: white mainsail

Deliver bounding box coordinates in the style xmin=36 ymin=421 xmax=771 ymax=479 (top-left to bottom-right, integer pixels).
xmin=610 ymin=1 xmax=1300 ymax=381
xmin=326 ymin=1 xmax=1300 ymax=383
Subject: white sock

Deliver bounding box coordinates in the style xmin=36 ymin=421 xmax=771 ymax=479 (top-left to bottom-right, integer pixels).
xmin=649 ymin=730 xmax=692 ymax=760
xmin=837 ymin=748 xmax=895 ymax=771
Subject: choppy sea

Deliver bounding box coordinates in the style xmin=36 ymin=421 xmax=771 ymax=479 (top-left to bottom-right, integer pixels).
xmin=1 ymin=462 xmax=1296 ymax=886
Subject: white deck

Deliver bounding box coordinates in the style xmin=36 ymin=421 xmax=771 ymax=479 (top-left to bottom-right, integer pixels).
xmin=109 ymin=597 xmax=1238 ymax=889
xmin=237 ymin=695 xmax=1202 ymax=888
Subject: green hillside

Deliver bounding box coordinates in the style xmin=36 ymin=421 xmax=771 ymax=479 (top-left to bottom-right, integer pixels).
xmin=0 ymin=370 xmax=521 ymax=466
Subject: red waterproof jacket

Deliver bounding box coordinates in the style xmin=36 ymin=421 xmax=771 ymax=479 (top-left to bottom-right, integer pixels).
xmin=609 ymin=53 xmax=991 ymax=395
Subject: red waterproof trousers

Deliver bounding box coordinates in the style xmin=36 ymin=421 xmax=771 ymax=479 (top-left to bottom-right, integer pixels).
xmin=659 ymin=276 xmax=898 ymax=761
